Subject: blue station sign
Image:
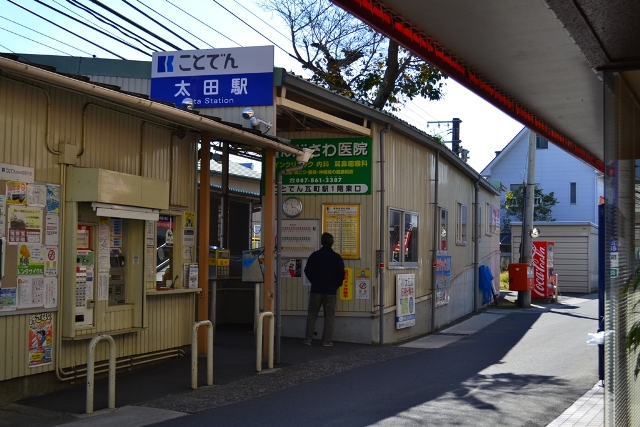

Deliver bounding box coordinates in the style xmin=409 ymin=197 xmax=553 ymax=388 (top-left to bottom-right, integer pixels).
xmin=150 ymin=46 xmax=274 ymax=108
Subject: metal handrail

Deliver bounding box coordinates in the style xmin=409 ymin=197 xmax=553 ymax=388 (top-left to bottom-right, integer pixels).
xmin=256 ymin=312 xmax=274 ymax=372
xmin=86 ymin=334 xmax=116 ymax=414
xmin=191 ymin=320 xmax=213 ymax=390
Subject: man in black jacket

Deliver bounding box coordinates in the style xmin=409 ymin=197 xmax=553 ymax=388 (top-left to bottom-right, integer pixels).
xmin=303 ymin=232 xmax=345 ymax=346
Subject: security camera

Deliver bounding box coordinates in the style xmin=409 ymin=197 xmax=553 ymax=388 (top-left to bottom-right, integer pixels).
xmin=242 ymin=107 xmax=272 ymax=133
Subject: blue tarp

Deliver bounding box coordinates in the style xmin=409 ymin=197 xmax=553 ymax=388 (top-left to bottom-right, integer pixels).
xmin=479 ymin=265 xmax=494 ymax=304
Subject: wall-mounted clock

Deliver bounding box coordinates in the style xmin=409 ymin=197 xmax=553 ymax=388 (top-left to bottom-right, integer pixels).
xmin=282 ymin=197 xmax=303 ymax=217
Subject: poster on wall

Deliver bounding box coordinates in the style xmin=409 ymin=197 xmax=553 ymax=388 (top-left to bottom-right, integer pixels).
xmin=17 ymin=244 xmax=45 ymax=276
xmin=44 ymin=246 xmax=58 ymax=277
xmin=436 ymin=255 xmax=452 ymax=307
xmin=17 ymin=276 xmax=45 ymax=308
xmin=184 ymin=212 xmax=195 ymax=228
xmin=0 ymin=195 xmax=6 ymax=238
xmin=322 ymin=204 xmax=360 ymax=259
xmin=28 ymin=312 xmax=53 ymax=368
xmin=45 ymin=214 xmax=59 ymax=246
xmin=146 ymin=220 xmax=155 ymax=247
xmin=46 ymin=184 xmax=60 ymax=214
xmin=280 ymin=259 xmax=302 ymax=277
xmin=7 ymin=205 xmax=42 ymax=244
xmin=27 ymin=184 xmax=46 ymax=207
xmin=109 ymin=218 xmax=122 ymax=247
xmin=44 ymin=277 xmax=57 ymax=308
xmin=0 ymin=288 xmax=17 ymax=310
xmin=276 ymin=219 xmax=319 ymax=258
xmin=338 ymin=267 xmax=353 ymax=301
xmin=6 ymin=181 xmax=27 ymax=205
xmin=395 ymin=274 xmax=415 ymax=329
xmin=355 ymin=268 xmax=370 ymax=300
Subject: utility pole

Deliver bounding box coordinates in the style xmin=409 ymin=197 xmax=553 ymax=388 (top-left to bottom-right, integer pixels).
xmin=518 ymin=130 xmax=536 ymax=308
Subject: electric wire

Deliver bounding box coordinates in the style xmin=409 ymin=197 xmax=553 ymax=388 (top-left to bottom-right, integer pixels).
xmin=134 ymin=0 xmax=214 ymax=49
xmin=1 ymin=16 xmax=94 ymax=56
xmin=67 ymin=0 xmax=163 ymax=52
xmin=164 ymin=0 xmax=240 ymax=47
xmin=210 ymin=0 xmax=294 ymax=59
xmin=121 ymin=0 xmax=198 ymax=49
xmin=88 ymin=0 xmax=181 ymax=50
xmin=6 ymin=0 xmax=126 ymax=59
xmin=0 ymin=26 xmax=74 ymax=56
xmin=32 ymin=0 xmax=151 ymax=57
xmin=52 ymin=0 xmax=137 ymax=49
xmin=231 ymin=0 xmax=290 ymax=42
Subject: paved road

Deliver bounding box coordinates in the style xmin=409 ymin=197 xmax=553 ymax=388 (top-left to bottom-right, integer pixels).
xmin=146 ymin=296 xmax=598 ymax=427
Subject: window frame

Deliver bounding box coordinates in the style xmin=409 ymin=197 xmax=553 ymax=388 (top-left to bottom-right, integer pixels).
xmin=536 ymin=135 xmax=549 ymax=149
xmin=485 ymin=202 xmax=493 ymax=237
xmin=388 ymin=207 xmax=420 ymax=269
xmin=438 ymin=207 xmax=448 ymax=253
xmin=456 ymin=202 xmax=467 ymax=246
xmin=570 ymin=182 xmax=577 ymax=205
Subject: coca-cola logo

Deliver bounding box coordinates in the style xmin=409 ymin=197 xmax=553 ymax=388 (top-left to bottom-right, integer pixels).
xmin=532 ymin=244 xmax=547 ymax=293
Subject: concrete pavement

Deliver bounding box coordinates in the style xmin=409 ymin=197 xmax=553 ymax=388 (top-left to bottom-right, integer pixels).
xmin=0 ymin=293 xmax=602 ymax=427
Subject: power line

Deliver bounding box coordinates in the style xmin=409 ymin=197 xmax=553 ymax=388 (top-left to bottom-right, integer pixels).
xmin=121 ymin=0 xmax=198 ymax=50
xmin=31 ymin=0 xmax=151 ymax=57
xmin=6 ymin=0 xmax=126 ymax=59
xmin=164 ymin=0 xmax=239 ymax=47
xmin=67 ymin=0 xmax=163 ymax=52
xmin=210 ymin=0 xmax=294 ymax=59
xmin=88 ymin=0 xmax=181 ymax=50
xmin=231 ymin=0 xmax=290 ymax=42
xmin=0 ymin=16 xmax=93 ymax=56
xmin=0 ymin=26 xmax=74 ymax=56
xmin=134 ymin=0 xmax=214 ymax=49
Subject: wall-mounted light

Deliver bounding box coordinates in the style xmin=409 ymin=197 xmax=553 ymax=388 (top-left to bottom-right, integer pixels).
xmin=242 ymin=107 xmax=272 ymax=133
xmin=296 ymin=147 xmax=314 ymax=164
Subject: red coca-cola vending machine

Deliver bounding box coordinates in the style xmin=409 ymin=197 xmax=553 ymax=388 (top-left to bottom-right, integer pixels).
xmin=532 ymin=241 xmax=557 ymax=299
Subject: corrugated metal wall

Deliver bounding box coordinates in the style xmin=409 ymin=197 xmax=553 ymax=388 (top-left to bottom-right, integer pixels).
xmin=0 ymin=73 xmax=198 ymax=381
xmin=511 ymin=223 xmax=597 ymax=293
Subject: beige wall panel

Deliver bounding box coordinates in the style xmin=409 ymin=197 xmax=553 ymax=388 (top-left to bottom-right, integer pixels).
xmin=141 ymin=123 xmax=172 ymax=181
xmin=87 ymin=75 xmax=151 ymax=96
xmin=171 ymin=135 xmax=197 ymax=208
xmin=78 ymin=104 xmax=141 ymax=175
xmin=0 ymin=77 xmax=62 ymax=184
xmin=59 ymin=294 xmax=194 ymax=369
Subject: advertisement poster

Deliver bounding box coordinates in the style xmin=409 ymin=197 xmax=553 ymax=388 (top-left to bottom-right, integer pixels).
xmin=17 ymin=276 xmax=45 ymax=308
xmin=396 ymin=274 xmax=416 ymax=329
xmin=322 ymin=204 xmax=360 ymax=259
xmin=276 ymin=137 xmax=372 ymax=195
xmin=491 ymin=205 xmax=500 ymax=234
xmin=7 ymin=205 xmax=42 ymax=244
xmin=0 ymin=195 xmax=5 ymax=238
xmin=27 ymin=184 xmax=46 ymax=207
xmin=6 ymin=181 xmax=27 ymax=205
xmin=184 ymin=212 xmax=195 ymax=228
xmin=29 ymin=312 xmax=53 ymax=368
xmin=45 ymin=214 xmax=59 ymax=246
xmin=188 ymin=264 xmax=198 ymax=289
xmin=0 ymin=163 xmax=34 ymax=183
xmin=280 ymin=259 xmax=302 ymax=277
xmin=44 ymin=246 xmax=58 ymax=277
xmin=436 ymin=255 xmax=452 ymax=307
xmin=338 ymin=267 xmax=353 ymax=301
xmin=0 ymin=288 xmax=17 ymax=311
xmin=276 ymin=219 xmax=319 ymax=258
xmin=355 ymin=268 xmax=370 ymax=300
xmin=17 ymin=244 xmax=45 ymax=276
xmin=46 ymin=184 xmax=60 ymax=214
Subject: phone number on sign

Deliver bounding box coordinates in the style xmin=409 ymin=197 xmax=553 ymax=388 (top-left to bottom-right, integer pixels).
xmin=287 ymin=177 xmax=343 ymax=184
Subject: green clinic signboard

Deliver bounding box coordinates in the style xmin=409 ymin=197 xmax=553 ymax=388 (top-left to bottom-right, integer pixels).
xmin=276 ymin=137 xmax=372 ymax=195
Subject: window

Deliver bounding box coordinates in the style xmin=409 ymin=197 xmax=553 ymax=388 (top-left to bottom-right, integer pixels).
xmin=389 ymin=208 xmax=419 ymax=267
xmin=456 ymin=202 xmax=467 ymax=245
xmin=536 ymin=135 xmax=548 ymax=149
xmin=570 ymin=182 xmax=577 ymax=204
xmin=485 ymin=203 xmax=493 ymax=236
xmin=439 ymin=207 xmax=448 ymax=252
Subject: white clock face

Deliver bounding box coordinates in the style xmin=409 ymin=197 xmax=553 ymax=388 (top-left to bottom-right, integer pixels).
xmin=283 ymin=197 xmax=303 ymax=217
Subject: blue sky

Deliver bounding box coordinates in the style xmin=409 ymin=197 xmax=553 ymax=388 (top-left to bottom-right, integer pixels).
xmin=0 ymin=0 xmax=523 ymax=171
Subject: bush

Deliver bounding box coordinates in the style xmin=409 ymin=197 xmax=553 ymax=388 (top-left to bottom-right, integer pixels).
xmin=500 ymin=271 xmax=509 ymax=290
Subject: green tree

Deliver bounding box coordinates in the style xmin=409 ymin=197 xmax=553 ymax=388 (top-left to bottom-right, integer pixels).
xmin=500 ymin=185 xmax=558 ymax=233
xmin=258 ymin=0 xmax=447 ymax=111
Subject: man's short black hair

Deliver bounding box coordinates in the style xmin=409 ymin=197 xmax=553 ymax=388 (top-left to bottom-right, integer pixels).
xmin=321 ymin=232 xmax=334 ymax=247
